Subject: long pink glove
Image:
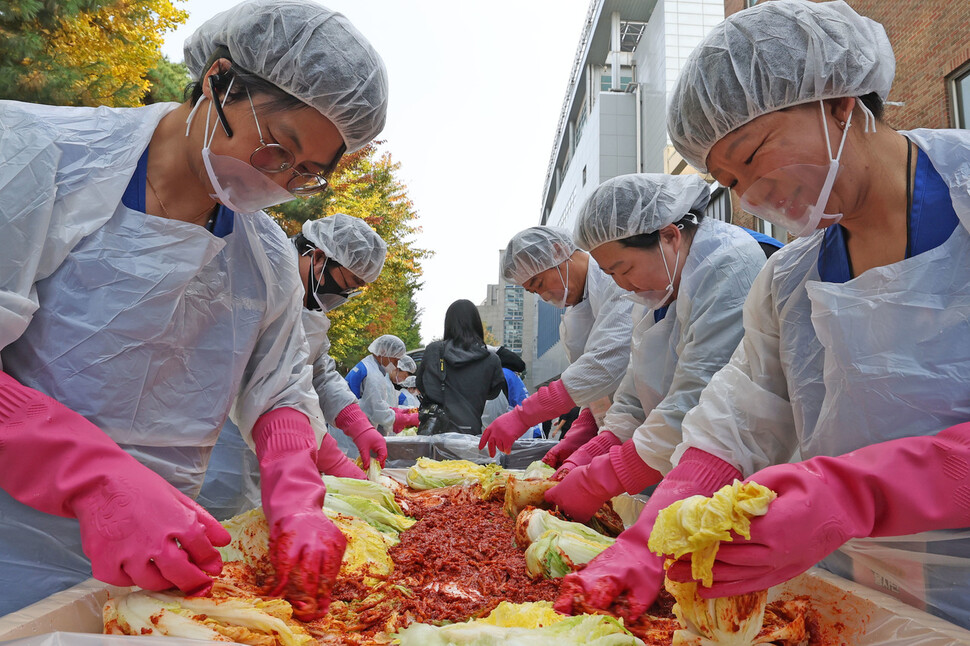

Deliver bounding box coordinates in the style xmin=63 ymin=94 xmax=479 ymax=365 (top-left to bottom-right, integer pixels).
xmin=392 ymin=407 xmax=419 ymax=434
xmin=668 ymin=421 xmax=970 ymax=598
xmin=545 ymin=441 xmax=662 ymax=522
xmin=334 ymin=403 xmax=387 ymax=469
xmin=542 ymin=408 xmax=598 ymax=468
xmin=253 ymin=408 xmax=347 ymax=620
xmin=0 ymin=371 xmax=229 ymax=594
xmin=555 ymin=448 xmax=740 ymax=621
xmin=315 ymin=433 xmax=367 ymax=479
xmin=480 ymin=379 xmax=575 ymax=456
xmin=552 ymin=430 xmax=622 ymax=480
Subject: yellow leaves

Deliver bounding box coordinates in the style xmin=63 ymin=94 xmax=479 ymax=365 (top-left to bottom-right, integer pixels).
xmin=46 ymin=0 xmax=188 ymax=106
xmin=649 ymin=481 xmax=776 ymax=588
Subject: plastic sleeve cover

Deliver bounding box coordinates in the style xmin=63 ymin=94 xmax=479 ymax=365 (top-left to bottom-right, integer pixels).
xmin=559 ymin=266 xmax=634 ymax=406
xmin=674 ymin=253 xmax=800 ymax=477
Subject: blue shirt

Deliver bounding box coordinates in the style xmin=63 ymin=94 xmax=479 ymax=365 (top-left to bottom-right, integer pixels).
xmin=818 ymin=145 xmax=958 ymax=284
xmin=123 ymin=148 xmax=235 ymax=238
xmin=503 ymin=368 xmax=530 ymax=407
xmin=345 ymin=361 xmax=367 ymax=398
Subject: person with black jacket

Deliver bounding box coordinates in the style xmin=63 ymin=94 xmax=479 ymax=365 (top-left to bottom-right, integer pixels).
xmin=416 ymin=300 xmax=506 ymax=435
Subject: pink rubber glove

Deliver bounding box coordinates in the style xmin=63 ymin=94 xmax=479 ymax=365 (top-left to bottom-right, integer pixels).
xmin=545 ymin=441 xmax=662 ymax=522
xmin=334 ymin=403 xmax=387 ymax=469
xmin=552 ymin=430 xmax=622 ymax=480
xmin=542 ymin=408 xmax=598 ymax=468
xmin=555 ymin=447 xmax=740 ymax=621
xmin=315 ymin=433 xmax=367 ymax=479
xmin=0 ymin=371 xmax=229 ymax=595
xmin=254 ymin=408 xmax=347 ymax=620
xmin=480 ymin=380 xmax=575 ymax=456
xmin=392 ymin=407 xmax=420 ymax=434
xmin=668 ymin=422 xmax=970 ymax=598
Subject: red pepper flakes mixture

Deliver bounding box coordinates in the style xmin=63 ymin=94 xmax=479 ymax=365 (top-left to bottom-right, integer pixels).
xmin=302 ymin=485 xmax=681 ymax=645
xmin=210 ymin=483 xmax=808 ymax=646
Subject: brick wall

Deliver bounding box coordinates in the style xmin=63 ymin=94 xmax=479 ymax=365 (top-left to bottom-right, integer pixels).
xmin=724 ymin=0 xmax=970 ymax=130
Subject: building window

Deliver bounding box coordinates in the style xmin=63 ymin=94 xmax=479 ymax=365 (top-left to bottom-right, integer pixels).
xmin=746 ymin=0 xmax=760 ymax=6
xmin=503 ymin=319 xmax=524 ymax=352
xmin=950 ymin=62 xmax=970 ymax=128
xmin=576 ymin=101 xmax=588 ymax=144
xmin=601 ymin=74 xmax=634 ymax=92
xmin=582 ymin=166 xmax=587 ymax=186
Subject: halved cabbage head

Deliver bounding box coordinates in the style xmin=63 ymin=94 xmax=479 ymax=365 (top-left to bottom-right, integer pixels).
xmin=648 ymin=481 xmax=779 ymax=646
xmin=104 ymin=588 xmax=315 ymax=646
xmin=395 ymin=601 xmax=644 ymax=646
xmin=217 ymin=507 xmax=393 ymax=584
xmin=406 ymin=457 xmax=503 ymax=490
xmin=323 ymin=473 xmax=406 ymax=515
xmin=648 ymin=481 xmax=776 ymax=587
xmin=515 ymin=508 xmax=614 ymax=578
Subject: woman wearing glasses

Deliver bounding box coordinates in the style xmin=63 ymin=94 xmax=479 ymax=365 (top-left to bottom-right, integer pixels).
xmin=0 ymin=0 xmax=387 ymax=619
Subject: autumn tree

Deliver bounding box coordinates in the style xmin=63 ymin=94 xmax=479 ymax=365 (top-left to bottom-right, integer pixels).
xmin=270 ymin=142 xmax=431 ymax=372
xmin=144 ymin=56 xmax=190 ymax=104
xmin=0 ymin=0 xmax=187 ymax=106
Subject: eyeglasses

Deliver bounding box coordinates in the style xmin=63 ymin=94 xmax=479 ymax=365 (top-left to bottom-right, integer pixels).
xmin=243 ymin=89 xmax=346 ymax=195
xmin=212 ymin=80 xmax=345 ymax=196
xmin=307 ymin=254 xmax=364 ymax=298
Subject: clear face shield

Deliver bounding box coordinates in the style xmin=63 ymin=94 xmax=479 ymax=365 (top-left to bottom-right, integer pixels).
xmin=186 ymin=78 xmax=295 ymax=213
xmin=538 ymin=259 xmax=570 ymax=308
xmin=737 ymin=100 xmax=873 ymax=237
xmin=622 ymin=229 xmax=684 ymax=310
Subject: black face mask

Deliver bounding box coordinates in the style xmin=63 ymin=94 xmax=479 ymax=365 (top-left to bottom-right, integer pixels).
xmin=317 ymin=261 xmax=352 ymax=296
xmin=305 ymin=271 xmax=322 ymax=311
xmin=306 ymin=255 xmax=360 ymax=312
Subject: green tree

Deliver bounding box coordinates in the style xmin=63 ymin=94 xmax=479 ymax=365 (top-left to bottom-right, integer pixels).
xmin=144 ymin=56 xmax=190 ymax=104
xmin=0 ymin=0 xmax=187 ymax=106
xmin=270 ymin=142 xmax=431 ymax=372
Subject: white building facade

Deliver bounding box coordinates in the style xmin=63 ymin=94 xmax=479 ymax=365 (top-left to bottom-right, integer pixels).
xmin=529 ymin=0 xmax=727 ymax=387
xmin=477 ymin=250 xmax=539 ymax=390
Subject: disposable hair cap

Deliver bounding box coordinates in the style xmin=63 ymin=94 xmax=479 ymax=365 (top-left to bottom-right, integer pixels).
xmin=667 ymin=0 xmax=894 ymax=171
xmin=303 ymin=214 xmax=386 ymax=283
xmin=184 ymin=0 xmax=389 ymax=152
xmin=574 ymin=174 xmax=711 ymax=251
xmin=502 ymin=226 xmax=577 ymax=285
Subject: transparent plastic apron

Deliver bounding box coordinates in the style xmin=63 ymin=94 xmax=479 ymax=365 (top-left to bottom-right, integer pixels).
xmin=803 ymin=224 xmax=970 ymax=627
xmin=560 ymin=281 xmax=612 ymax=420
xmin=359 ymin=354 xmax=395 ymax=434
xmin=560 ymin=298 xmax=594 ymax=364
xmin=630 ymin=304 xmax=680 ymax=417
xmin=0 ymin=203 xmax=267 ymax=614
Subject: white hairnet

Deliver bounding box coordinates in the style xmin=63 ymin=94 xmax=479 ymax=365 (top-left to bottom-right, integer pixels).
xmin=302 ymin=214 xmax=386 ymax=283
xmin=368 ymin=334 xmax=406 ymax=359
xmin=397 ymin=355 xmax=416 ymax=373
xmin=402 ymin=376 xmax=417 ymax=388
xmin=184 ymin=0 xmax=388 ymax=153
xmin=667 ymin=0 xmax=895 ymax=172
xmin=574 ymin=174 xmax=711 ymax=251
xmin=502 ymin=226 xmax=577 ymax=285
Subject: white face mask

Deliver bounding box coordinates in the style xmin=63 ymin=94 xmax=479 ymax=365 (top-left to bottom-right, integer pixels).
xmin=539 ymin=260 xmax=570 ymax=308
xmin=186 ymin=81 xmax=294 ymax=214
xmin=739 ymin=100 xmax=856 ymax=237
xmin=622 ymin=240 xmax=679 ymax=310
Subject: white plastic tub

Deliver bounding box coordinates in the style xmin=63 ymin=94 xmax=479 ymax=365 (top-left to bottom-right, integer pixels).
xmin=2 ymin=481 xmax=969 ymax=644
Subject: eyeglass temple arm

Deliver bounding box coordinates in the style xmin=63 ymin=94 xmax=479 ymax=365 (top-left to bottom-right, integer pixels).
xmin=208 ymin=75 xmax=234 ymax=138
